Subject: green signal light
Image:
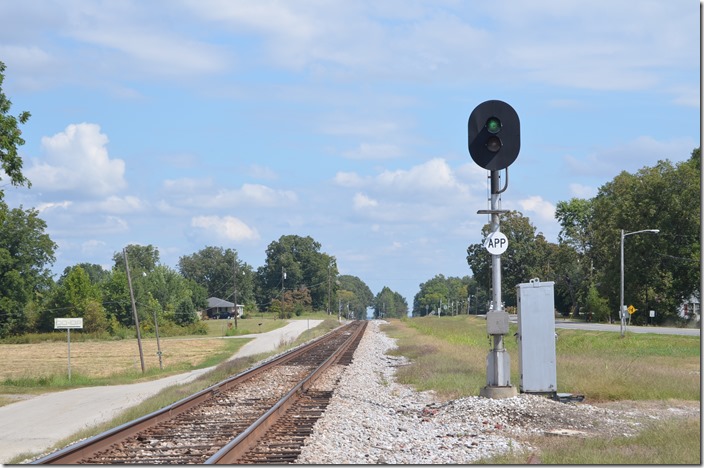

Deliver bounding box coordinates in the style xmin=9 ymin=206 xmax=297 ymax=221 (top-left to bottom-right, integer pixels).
xmin=486 ymin=117 xmax=501 ymax=134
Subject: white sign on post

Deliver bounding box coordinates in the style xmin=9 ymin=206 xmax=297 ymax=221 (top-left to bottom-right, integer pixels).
xmin=54 ymin=318 xmax=83 ymax=329
xmin=484 ymin=231 xmax=509 ymax=255
xmin=54 ymin=318 xmax=82 ymax=381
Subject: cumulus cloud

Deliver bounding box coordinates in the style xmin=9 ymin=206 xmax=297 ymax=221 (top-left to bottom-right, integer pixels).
xmin=36 ymin=200 xmax=72 ymax=213
xmin=518 ymin=196 xmax=556 ymax=222
xmin=333 ymin=157 xmax=486 ymax=225
xmin=569 ymin=183 xmax=597 ymax=198
xmin=191 ymin=215 xmax=260 ymax=242
xmin=27 ymin=123 xmax=126 ymax=197
xmin=163 ymin=181 xmax=297 ymax=209
xmin=353 ymin=192 xmax=378 ymax=209
xmin=337 ymin=158 xmax=473 ymax=202
xmin=334 ymin=171 xmax=365 ymax=188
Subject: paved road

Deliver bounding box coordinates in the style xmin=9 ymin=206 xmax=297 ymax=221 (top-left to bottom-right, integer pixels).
xmin=0 ymin=319 xmax=322 ymax=464
xmin=500 ymin=314 xmax=700 ymax=337
xmin=553 ymin=320 xmax=700 ymax=336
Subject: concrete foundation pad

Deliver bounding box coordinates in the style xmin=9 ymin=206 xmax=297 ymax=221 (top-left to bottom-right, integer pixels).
xmin=479 ymin=385 xmax=518 ymax=399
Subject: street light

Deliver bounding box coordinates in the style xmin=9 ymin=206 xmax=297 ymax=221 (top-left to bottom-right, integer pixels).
xmin=620 ymin=228 xmax=659 ymax=337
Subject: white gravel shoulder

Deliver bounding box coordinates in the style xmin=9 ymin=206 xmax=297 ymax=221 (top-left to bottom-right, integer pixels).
xmin=296 ymin=320 xmax=700 ymax=464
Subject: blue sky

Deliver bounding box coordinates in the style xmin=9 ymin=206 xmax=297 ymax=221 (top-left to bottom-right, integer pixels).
xmin=1 ymin=0 xmax=700 ymax=307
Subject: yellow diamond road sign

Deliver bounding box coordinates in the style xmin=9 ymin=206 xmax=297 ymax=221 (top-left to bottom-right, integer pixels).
xmin=627 ymin=305 xmax=637 ymax=315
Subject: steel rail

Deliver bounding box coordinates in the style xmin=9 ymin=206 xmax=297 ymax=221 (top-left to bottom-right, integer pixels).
xmin=206 ymin=321 xmax=367 ymax=463
xmin=32 ymin=321 xmax=359 ymax=465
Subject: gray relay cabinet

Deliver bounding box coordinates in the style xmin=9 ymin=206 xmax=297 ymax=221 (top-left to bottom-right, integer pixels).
xmin=516 ymin=279 xmax=556 ymax=395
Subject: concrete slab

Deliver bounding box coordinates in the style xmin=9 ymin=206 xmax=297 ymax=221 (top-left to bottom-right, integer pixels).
xmin=0 ymin=319 xmax=322 ymax=464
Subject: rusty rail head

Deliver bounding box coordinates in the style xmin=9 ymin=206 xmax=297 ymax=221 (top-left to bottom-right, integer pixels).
xmin=32 ymin=321 xmax=360 ymax=465
xmin=205 ymin=321 xmax=367 ymax=464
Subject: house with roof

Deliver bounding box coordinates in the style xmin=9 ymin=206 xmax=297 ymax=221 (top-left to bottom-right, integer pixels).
xmin=205 ymin=297 xmax=244 ymax=319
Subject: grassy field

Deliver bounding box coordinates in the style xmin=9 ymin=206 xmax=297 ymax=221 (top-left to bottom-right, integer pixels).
xmin=0 ymin=317 xmax=295 ymax=402
xmin=7 ymin=317 xmax=342 ymax=464
xmin=382 ymin=315 xmax=700 ymax=464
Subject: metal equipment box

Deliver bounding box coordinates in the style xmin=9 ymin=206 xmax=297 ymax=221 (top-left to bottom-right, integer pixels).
xmin=516 ymin=279 xmax=556 ymax=395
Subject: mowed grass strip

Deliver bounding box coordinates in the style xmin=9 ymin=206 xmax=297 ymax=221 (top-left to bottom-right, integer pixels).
xmin=482 ymin=416 xmax=701 ymax=465
xmin=382 ymin=316 xmax=700 ymax=465
xmin=383 ymin=316 xmax=700 ymax=402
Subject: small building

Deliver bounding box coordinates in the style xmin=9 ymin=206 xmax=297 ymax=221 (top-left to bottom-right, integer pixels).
xmin=678 ymin=293 xmax=700 ymax=322
xmin=206 ymin=297 xmax=244 ymax=319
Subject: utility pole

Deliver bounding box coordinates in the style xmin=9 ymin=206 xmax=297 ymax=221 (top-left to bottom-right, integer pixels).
xmin=280 ymin=266 xmax=284 ymax=318
xmin=123 ymin=248 xmax=145 ymax=374
xmin=327 ymin=262 xmax=331 ymax=315
xmin=233 ymin=254 xmax=238 ymax=329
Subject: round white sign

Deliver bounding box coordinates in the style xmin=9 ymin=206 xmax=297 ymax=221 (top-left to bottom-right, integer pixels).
xmin=484 ymin=231 xmax=508 ymax=255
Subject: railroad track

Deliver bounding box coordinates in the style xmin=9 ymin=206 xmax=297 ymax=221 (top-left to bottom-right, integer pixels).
xmin=32 ymin=320 xmax=367 ymax=465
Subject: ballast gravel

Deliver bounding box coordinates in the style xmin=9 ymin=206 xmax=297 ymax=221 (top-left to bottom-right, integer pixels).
xmin=296 ymin=320 xmax=699 ymax=464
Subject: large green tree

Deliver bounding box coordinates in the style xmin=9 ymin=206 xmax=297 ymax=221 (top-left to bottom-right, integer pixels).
xmin=178 ymin=246 xmax=254 ymax=305
xmin=40 ymin=265 xmax=107 ymax=333
xmin=466 ymin=211 xmax=552 ymax=307
xmin=256 ymin=235 xmax=337 ymax=311
xmin=0 ymin=61 xmax=31 ymax=200
xmin=589 ymin=152 xmax=700 ymax=324
xmin=337 ymin=275 xmax=374 ymax=319
xmin=0 ymin=203 xmax=56 ymax=337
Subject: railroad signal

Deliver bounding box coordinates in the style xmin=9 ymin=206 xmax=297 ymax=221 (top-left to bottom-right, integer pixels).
xmin=468 ymin=100 xmax=520 ymax=171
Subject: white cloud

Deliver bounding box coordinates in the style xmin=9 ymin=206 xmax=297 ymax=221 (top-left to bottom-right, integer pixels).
xmin=36 ymin=200 xmax=72 ymax=213
xmin=569 ymin=183 xmax=597 ymax=198
xmin=518 ymin=196 xmax=556 ymax=222
xmin=93 ymin=195 xmax=145 ymax=214
xmin=239 ymin=183 xmax=297 ymax=206
xmin=191 ymin=215 xmax=260 ymax=242
xmin=165 ymin=182 xmax=297 ymax=209
xmin=334 ymin=171 xmax=365 ymax=188
xmin=353 ymin=193 xmax=378 ymax=210
xmin=375 ymin=158 xmax=470 ymax=200
xmin=28 ymin=123 xmax=126 ymax=197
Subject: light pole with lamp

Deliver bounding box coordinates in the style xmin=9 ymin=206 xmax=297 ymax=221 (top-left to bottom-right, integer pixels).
xmin=620 ymin=228 xmax=659 ymax=337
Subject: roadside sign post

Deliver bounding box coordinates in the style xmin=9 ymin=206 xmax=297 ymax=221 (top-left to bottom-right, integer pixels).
xmin=54 ymin=318 xmax=83 ymax=381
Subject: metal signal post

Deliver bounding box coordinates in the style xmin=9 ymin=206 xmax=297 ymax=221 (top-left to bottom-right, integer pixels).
xmin=468 ymin=100 xmax=520 ymax=399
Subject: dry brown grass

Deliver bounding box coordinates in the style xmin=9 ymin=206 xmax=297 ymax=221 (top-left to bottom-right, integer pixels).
xmin=0 ymin=337 xmax=232 ymax=380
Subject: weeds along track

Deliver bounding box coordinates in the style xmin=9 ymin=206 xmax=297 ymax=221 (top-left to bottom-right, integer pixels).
xmin=32 ymin=321 xmax=367 ymax=465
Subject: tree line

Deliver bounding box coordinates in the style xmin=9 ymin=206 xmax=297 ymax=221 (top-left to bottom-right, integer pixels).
xmin=0 ymin=230 xmax=414 ymax=338
xmin=460 ymin=150 xmax=700 ymax=325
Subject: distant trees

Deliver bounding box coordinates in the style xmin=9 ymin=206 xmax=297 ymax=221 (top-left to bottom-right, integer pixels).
xmin=413 ymin=275 xmax=479 ymax=317
xmin=373 ymin=286 xmax=408 ymax=319
xmin=337 ymin=275 xmax=374 ymax=319
xmin=256 ymin=235 xmax=338 ymax=312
